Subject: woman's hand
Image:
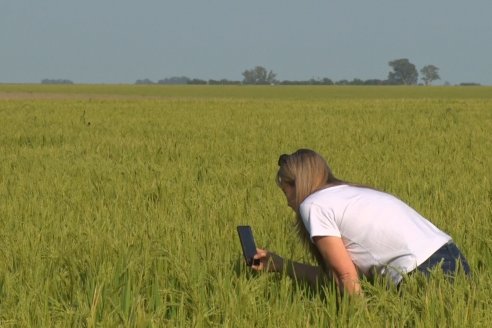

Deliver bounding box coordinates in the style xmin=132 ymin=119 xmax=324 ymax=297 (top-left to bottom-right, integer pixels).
xmin=251 ymin=249 xmax=329 ymax=290
xmin=251 ymin=248 xmax=284 ymax=272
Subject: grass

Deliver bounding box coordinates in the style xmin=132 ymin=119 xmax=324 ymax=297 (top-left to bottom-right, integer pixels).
xmin=0 ymin=85 xmax=491 ymax=326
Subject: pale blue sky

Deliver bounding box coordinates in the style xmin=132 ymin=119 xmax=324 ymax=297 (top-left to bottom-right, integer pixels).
xmin=1 ymin=0 xmax=491 ymax=84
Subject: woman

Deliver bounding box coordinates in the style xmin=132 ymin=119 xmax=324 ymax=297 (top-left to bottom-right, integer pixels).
xmin=252 ymin=149 xmax=471 ymax=295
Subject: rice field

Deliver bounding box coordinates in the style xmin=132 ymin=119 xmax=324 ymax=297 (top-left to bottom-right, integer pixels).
xmin=0 ymin=85 xmax=491 ymax=327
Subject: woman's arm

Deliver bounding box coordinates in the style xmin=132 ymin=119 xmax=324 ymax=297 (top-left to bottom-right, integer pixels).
xmin=252 ymin=249 xmax=329 ymax=290
xmin=313 ymin=236 xmax=361 ymax=295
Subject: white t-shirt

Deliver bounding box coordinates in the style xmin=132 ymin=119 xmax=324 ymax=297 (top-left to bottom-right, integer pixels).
xmin=299 ymin=185 xmax=451 ymax=285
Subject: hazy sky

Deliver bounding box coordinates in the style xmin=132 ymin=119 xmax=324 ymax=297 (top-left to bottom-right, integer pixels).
xmin=1 ymin=0 xmax=491 ymax=85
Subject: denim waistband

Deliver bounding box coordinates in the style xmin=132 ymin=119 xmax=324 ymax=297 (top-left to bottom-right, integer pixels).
xmin=413 ymin=240 xmax=471 ymax=276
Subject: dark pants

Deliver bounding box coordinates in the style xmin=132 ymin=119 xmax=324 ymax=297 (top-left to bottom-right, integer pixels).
xmin=413 ymin=241 xmax=471 ymax=277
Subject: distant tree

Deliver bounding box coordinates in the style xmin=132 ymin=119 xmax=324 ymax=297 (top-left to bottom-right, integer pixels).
xmin=349 ymin=78 xmax=364 ymax=85
xmin=208 ymin=79 xmax=241 ymax=85
xmin=363 ymin=79 xmax=385 ymax=85
xmin=242 ymin=66 xmax=277 ymax=84
xmin=459 ymin=82 xmax=481 ymax=86
xmin=387 ymin=58 xmax=418 ymax=85
xmin=158 ymin=76 xmax=190 ymax=84
xmin=41 ymin=79 xmax=74 ymax=84
xmin=335 ymin=79 xmax=349 ymax=85
xmin=305 ymin=78 xmax=334 ymax=85
xmin=135 ymin=79 xmax=154 ymax=85
xmin=278 ymin=78 xmax=388 ymax=86
xmin=321 ymin=78 xmax=334 ymax=85
xmin=188 ymin=79 xmax=207 ymax=85
xmin=420 ymin=65 xmax=440 ymax=85
xmin=279 ymin=79 xmax=303 ymax=85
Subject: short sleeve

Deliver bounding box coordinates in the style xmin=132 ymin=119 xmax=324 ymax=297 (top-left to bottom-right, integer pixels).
xmin=299 ymin=202 xmax=341 ymax=242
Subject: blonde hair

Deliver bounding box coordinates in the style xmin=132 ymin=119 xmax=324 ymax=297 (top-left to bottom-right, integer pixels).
xmin=276 ymin=149 xmax=342 ymax=213
xmin=276 ymin=149 xmax=343 ymax=269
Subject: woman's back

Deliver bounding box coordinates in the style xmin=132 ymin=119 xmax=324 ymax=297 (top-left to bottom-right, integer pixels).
xmin=299 ymin=184 xmax=451 ymax=283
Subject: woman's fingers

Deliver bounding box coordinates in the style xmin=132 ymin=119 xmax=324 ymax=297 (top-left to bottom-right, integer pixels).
xmin=251 ymin=249 xmax=284 ymax=272
xmin=251 ymin=248 xmax=269 ymax=271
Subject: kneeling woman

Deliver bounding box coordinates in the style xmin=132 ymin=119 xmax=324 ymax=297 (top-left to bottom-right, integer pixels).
xmin=252 ymin=149 xmax=471 ymax=295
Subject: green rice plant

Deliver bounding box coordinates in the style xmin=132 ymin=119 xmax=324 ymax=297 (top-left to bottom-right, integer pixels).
xmin=0 ymin=85 xmax=490 ymax=326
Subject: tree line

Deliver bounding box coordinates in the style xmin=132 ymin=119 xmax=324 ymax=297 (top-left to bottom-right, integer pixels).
xmin=41 ymin=79 xmax=74 ymax=84
xmin=39 ymin=58 xmax=481 ymax=86
xmin=133 ymin=59 xmax=443 ymax=86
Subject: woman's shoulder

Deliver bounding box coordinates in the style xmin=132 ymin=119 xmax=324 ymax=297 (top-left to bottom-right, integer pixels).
xmin=303 ymin=184 xmax=388 ymax=206
xmin=299 ymin=185 xmax=352 ymax=220
xmin=301 ymin=184 xmax=350 ymax=206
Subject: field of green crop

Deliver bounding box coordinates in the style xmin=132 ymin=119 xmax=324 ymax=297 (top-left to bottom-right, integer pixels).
xmin=0 ymin=85 xmax=491 ymax=327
